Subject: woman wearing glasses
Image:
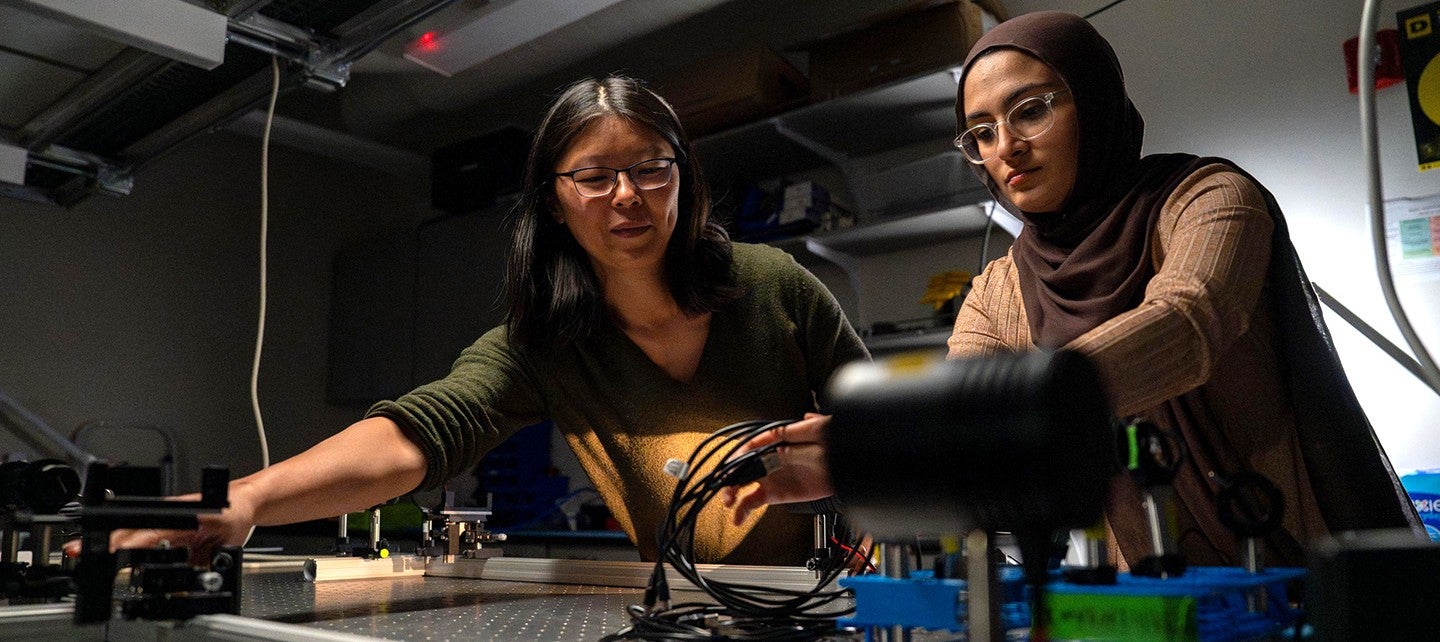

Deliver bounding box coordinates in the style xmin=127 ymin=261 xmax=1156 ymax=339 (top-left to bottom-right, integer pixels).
xmin=85 ymin=76 xmax=866 ymax=565
xmin=727 ymin=11 xmax=1420 ymax=568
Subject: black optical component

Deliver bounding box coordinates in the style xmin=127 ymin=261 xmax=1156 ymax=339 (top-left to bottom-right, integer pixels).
xmin=825 ymin=349 xmax=1116 ymax=540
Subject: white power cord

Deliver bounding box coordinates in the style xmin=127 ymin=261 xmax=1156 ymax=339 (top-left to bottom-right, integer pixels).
xmin=252 ymin=55 xmax=278 ymax=471
xmin=240 ymin=56 xmax=280 ymax=548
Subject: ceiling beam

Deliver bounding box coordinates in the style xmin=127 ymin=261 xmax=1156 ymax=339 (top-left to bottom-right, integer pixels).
xmin=10 ymin=0 xmax=228 ymax=69
xmin=0 ymin=141 xmax=26 ymax=185
xmin=17 ymin=49 xmax=171 ymax=149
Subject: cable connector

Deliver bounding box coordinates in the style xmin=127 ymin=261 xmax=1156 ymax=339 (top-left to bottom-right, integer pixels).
xmin=643 ymin=581 xmax=671 ymax=614
xmin=662 ymin=458 xmax=689 ymax=479
xmin=676 ymin=611 xmax=719 ymax=628
xmin=642 ymin=563 xmax=670 ymax=613
xmin=710 ymin=451 xmax=780 ymax=489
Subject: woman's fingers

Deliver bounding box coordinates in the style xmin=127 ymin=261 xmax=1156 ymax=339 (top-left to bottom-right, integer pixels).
xmin=719 ymin=485 xmax=738 ymax=509
xmin=728 ymin=483 xmax=768 ymax=526
xmin=721 ymin=417 xmax=836 ymax=525
xmin=117 ymin=529 xmax=171 ymax=549
xmin=62 ymin=521 xmax=224 ymax=556
xmin=728 ymin=414 xmax=832 ymax=463
xmin=762 ymin=414 xmax=828 ymax=446
xmin=61 ymin=491 xmax=248 ymax=565
xmin=727 ymin=442 xmax=835 ymax=526
xmin=62 ymin=527 xmax=179 ymax=558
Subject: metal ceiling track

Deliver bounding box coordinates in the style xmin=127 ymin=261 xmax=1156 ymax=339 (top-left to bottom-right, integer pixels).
xmin=2 ymin=0 xmax=458 ymax=206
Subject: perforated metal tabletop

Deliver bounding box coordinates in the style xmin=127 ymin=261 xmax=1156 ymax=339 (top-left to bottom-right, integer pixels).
xmin=240 ymin=572 xmax=640 ymax=640
xmin=0 ymin=558 xmax=887 ymax=641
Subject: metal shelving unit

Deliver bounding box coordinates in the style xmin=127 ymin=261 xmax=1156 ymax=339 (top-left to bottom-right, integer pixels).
xmin=694 ymin=66 xmax=1002 ymax=278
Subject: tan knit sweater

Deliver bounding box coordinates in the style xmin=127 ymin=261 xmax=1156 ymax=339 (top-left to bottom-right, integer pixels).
xmin=949 ymin=163 xmax=1329 ymax=565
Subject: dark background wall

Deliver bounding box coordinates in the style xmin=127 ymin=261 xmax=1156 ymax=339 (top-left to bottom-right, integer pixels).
xmin=0 ymin=130 xmax=432 ymax=489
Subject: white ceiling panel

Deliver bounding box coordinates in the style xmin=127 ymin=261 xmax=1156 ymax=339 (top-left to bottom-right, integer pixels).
xmin=0 ymin=48 xmax=86 ymax=130
xmin=0 ymin=141 xmax=25 ymax=184
xmin=11 ymin=0 xmax=227 ymax=70
xmin=0 ymin=4 xmax=126 ymax=72
xmin=339 ymin=0 xmax=934 ymax=141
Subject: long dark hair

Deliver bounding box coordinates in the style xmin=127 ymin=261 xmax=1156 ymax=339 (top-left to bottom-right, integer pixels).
xmin=504 ymin=75 xmax=741 ymax=352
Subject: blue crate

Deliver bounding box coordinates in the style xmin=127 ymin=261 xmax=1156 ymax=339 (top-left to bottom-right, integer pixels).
xmin=839 ymin=566 xmax=1305 ymax=642
xmin=477 ymin=422 xmax=570 ymax=527
xmin=838 ymin=566 xmax=1030 ymax=635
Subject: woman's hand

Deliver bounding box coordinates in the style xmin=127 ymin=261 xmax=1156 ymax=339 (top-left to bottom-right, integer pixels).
xmin=64 ymin=483 xmax=259 ymax=566
xmin=720 ymin=413 xmax=836 ymax=526
xmin=63 ymin=416 xmax=427 ymax=565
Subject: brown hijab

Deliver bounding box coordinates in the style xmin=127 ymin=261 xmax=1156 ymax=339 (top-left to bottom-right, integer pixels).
xmin=957 ymin=11 xmax=1420 ymax=565
xmin=957 ymin=11 xmax=1201 ymax=348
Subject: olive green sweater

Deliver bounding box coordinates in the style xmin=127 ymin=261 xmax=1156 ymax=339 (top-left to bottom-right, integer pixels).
xmin=368 ymin=243 xmax=868 ymax=564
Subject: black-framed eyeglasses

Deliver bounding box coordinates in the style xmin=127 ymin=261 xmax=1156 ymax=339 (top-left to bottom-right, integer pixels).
xmin=553 ymin=157 xmax=678 ymax=198
xmin=954 ymin=90 xmax=1067 ymax=164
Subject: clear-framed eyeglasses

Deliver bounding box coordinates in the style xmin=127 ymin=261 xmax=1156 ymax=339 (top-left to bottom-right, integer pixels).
xmin=554 ymin=157 xmax=678 ymax=198
xmin=954 ymin=90 xmax=1067 ymax=164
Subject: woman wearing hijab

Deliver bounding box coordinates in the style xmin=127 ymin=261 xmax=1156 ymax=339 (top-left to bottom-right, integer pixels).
xmin=726 ymin=11 xmax=1420 ymax=568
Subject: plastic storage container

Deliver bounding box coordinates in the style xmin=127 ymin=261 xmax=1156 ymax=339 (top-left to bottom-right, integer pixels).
xmin=856 ymin=151 xmax=985 ymax=217
xmin=1045 ymin=567 xmax=1306 ymax=642
xmin=1400 ymin=468 xmax=1440 ymax=542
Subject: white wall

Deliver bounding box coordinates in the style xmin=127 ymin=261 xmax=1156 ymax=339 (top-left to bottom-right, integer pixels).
xmin=959 ymin=0 xmax=1440 ymax=471
xmin=0 ymin=131 xmax=431 ymax=490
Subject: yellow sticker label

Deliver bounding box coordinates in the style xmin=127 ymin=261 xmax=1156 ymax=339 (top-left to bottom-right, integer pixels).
xmin=1408 ymin=14 xmax=1432 ymax=39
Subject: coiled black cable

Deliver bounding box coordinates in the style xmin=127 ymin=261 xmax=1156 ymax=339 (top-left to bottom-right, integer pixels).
xmin=602 ymin=419 xmax=865 ymax=641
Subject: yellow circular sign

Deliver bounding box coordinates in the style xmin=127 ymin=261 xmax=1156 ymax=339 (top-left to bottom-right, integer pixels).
xmin=1418 ymin=54 xmax=1440 ymax=125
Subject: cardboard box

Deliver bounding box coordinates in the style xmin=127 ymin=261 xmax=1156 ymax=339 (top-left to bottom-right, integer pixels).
xmin=808 ymin=0 xmax=985 ymax=100
xmin=655 ymin=44 xmax=808 ymax=137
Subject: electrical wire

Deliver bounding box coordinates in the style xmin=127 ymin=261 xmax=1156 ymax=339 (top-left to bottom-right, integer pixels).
xmin=976 ymin=199 xmax=997 ymax=277
xmin=251 ymin=56 xmax=278 ymax=472
xmin=1357 ymin=0 xmax=1440 ymax=393
xmin=1083 ymin=0 xmax=1132 ymax=20
xmin=602 ymin=419 xmax=865 ymax=641
xmin=239 ymin=55 xmax=280 ymax=548
xmin=830 ymin=536 xmax=875 ymax=573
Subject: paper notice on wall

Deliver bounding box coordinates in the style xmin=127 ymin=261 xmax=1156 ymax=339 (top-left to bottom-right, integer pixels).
xmin=1385 ymin=194 xmax=1440 ymax=280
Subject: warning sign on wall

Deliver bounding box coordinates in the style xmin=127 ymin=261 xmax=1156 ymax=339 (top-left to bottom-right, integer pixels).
xmin=1397 ymin=2 xmax=1440 ymax=171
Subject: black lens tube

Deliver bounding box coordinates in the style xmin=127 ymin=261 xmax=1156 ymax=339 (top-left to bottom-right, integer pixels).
xmin=825 ymin=349 xmax=1116 ymax=540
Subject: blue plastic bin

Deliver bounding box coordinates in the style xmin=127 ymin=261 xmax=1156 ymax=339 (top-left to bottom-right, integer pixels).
xmin=1400 ymin=469 xmax=1440 ymax=542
